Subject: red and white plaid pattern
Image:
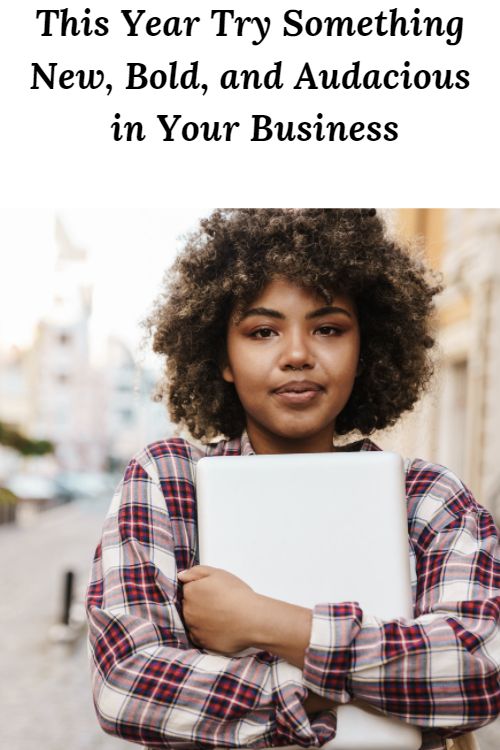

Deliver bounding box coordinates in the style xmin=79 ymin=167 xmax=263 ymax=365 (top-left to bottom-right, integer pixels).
xmin=86 ymin=434 xmax=499 ymax=749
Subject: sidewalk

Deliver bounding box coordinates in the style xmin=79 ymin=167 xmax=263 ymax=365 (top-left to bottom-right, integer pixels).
xmin=0 ymin=499 xmax=497 ymax=749
xmin=0 ymin=498 xmax=128 ymax=749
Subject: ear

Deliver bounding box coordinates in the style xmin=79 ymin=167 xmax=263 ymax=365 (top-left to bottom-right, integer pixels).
xmin=218 ymin=344 xmax=234 ymax=383
xmin=221 ymin=362 xmax=235 ymax=383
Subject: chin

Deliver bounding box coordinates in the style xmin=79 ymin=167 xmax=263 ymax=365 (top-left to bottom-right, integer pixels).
xmin=270 ymin=421 xmax=332 ymax=441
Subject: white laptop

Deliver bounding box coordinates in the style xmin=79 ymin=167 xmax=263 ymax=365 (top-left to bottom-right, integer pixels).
xmin=196 ymin=451 xmax=421 ymax=750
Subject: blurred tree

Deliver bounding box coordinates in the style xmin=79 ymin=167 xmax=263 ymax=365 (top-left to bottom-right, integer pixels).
xmin=0 ymin=420 xmax=54 ymax=521
xmin=0 ymin=420 xmax=54 ymax=456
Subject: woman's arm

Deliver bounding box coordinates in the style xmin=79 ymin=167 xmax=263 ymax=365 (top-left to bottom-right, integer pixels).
xmin=300 ymin=464 xmax=500 ymax=740
xmin=87 ymin=449 xmax=333 ymax=749
xmin=178 ymin=566 xmax=337 ymax=718
xmin=180 ymin=463 xmax=500 ymax=742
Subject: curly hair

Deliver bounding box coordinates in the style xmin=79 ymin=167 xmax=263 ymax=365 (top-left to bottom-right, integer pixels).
xmin=146 ymin=209 xmax=442 ymax=442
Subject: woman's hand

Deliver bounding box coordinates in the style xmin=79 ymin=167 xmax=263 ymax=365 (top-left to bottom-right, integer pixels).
xmin=178 ymin=566 xmax=315 ymax=671
xmin=178 ymin=565 xmax=259 ymax=654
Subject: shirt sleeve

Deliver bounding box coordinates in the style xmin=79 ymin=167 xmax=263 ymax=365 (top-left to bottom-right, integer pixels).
xmin=86 ymin=454 xmax=329 ymax=749
xmin=302 ymin=463 xmax=500 ymax=743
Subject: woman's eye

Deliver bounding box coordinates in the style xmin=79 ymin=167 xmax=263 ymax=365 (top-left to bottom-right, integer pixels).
xmin=250 ymin=327 xmax=276 ymax=339
xmin=316 ymin=325 xmax=342 ymax=336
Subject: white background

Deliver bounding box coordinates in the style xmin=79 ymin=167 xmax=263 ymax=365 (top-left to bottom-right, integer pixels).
xmin=0 ymin=1 xmax=498 ymax=208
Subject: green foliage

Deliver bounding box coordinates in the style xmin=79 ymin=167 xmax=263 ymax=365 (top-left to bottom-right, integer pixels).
xmin=0 ymin=486 xmax=17 ymax=505
xmin=0 ymin=421 xmax=54 ymax=456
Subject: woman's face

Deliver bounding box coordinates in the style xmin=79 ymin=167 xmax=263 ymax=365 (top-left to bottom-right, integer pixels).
xmin=222 ymin=277 xmax=360 ymax=454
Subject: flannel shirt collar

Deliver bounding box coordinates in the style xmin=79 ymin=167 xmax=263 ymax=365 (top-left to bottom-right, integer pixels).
xmin=239 ymin=430 xmax=380 ymax=455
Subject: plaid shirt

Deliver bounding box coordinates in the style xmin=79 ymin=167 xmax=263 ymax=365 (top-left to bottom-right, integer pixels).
xmin=86 ymin=434 xmax=499 ymax=750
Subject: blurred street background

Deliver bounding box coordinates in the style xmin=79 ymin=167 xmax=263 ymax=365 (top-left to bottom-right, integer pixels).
xmin=0 ymin=208 xmax=499 ymax=748
xmin=0 ymin=496 xmax=128 ymax=749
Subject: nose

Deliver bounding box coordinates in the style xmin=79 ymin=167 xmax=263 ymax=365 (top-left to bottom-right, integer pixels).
xmin=279 ymin=329 xmax=315 ymax=371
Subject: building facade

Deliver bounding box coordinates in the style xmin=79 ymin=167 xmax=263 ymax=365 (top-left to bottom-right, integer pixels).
xmin=0 ymin=219 xmax=171 ymax=481
xmin=379 ymin=209 xmax=500 ymax=523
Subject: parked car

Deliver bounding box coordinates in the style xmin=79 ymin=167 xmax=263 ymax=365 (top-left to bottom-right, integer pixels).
xmin=5 ymin=475 xmax=59 ymax=509
xmin=54 ymin=471 xmax=115 ymax=502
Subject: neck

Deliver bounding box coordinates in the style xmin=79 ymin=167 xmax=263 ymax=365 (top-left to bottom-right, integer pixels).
xmin=246 ymin=422 xmax=335 ymax=455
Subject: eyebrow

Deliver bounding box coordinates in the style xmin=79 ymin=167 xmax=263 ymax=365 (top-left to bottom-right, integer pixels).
xmin=240 ymin=305 xmax=353 ymax=321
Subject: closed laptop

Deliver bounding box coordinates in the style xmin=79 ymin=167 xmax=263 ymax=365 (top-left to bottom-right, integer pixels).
xmin=196 ymin=451 xmax=421 ymax=750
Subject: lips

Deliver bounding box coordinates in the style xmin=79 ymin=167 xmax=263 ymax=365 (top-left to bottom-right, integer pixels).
xmin=272 ymin=381 xmax=324 ymax=405
xmin=273 ymin=380 xmax=324 ymax=394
